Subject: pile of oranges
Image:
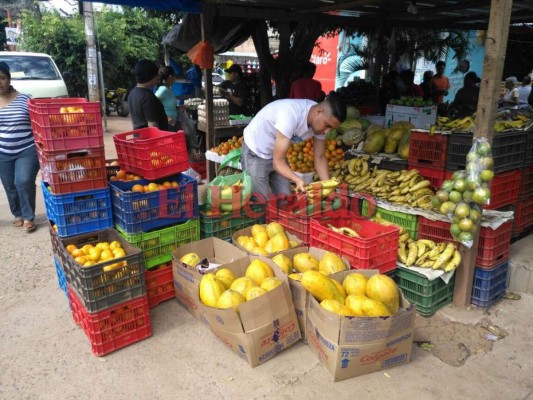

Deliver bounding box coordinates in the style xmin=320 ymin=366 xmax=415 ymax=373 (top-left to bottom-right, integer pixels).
xmin=109 ymin=170 xmax=143 ymax=182
xmin=287 ymin=139 xmax=345 ymax=173
xmin=66 ymin=240 xmax=126 ymax=270
xmin=210 ymin=136 xmax=243 ymax=156
xmin=130 ymin=181 xmax=179 ymax=193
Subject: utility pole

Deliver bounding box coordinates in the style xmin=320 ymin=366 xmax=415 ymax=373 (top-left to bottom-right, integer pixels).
xmin=83 ymin=2 xmax=99 ymax=101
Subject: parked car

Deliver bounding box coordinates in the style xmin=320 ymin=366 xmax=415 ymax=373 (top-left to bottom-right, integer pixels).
xmin=0 ymin=51 xmax=69 ymax=98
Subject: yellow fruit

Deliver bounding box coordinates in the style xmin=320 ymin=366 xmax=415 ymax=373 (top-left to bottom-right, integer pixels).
xmin=319 ymin=252 xmax=347 ymax=275
xmin=289 ymin=240 xmax=298 ymax=248
xmin=109 ymin=240 xmax=121 ymax=250
xmin=230 ymin=276 xmax=256 ymax=297
xmin=87 ymin=248 xmax=102 ymax=262
xmin=331 ymin=279 xmax=346 ymax=301
xmin=265 ymin=222 xmax=285 ymax=239
xmin=253 ymin=231 xmax=269 ymax=248
xmin=199 ymin=273 xmax=226 ymax=307
xmin=246 ymin=286 xmax=268 ymax=301
xmin=343 ymin=273 xmax=368 ymax=296
xmin=71 ymin=248 xmax=84 ymax=258
xmin=301 ymin=270 xmax=345 ymax=303
xmin=244 ymin=237 xmax=257 ymax=252
xmin=366 ymin=274 xmax=400 ymax=314
xmin=320 ymin=299 xmax=356 ymax=316
xmin=81 ymin=244 xmax=94 ymax=256
xmin=66 ymin=244 xmax=77 ymax=255
xmin=345 ymin=294 xmax=368 ymax=316
xmin=251 ymin=224 xmax=266 ymax=237
xmin=260 ymin=277 xmax=282 ymax=292
xmin=215 ymin=268 xmax=236 ymax=289
xmin=266 ymin=233 xmax=290 ymax=253
xmin=100 ymin=249 xmax=114 ymax=261
xmin=83 ymin=261 xmax=95 ymax=267
xmin=362 ymin=298 xmax=392 ymax=317
xmin=74 ymin=256 xmax=87 ymax=265
xmin=236 ymin=236 xmax=248 ymax=246
xmin=271 ymin=254 xmax=293 ymax=275
xmin=252 ymin=246 xmax=268 ymax=256
xmin=216 ymin=289 xmax=245 ymax=312
xmin=112 ymin=248 xmax=126 ymax=259
xmin=245 ymin=259 xmax=274 ymax=286
xmin=289 ymin=273 xmax=303 ymax=281
xmin=180 ymin=252 xmax=200 ymax=267
xmin=293 ymin=253 xmax=319 ymax=273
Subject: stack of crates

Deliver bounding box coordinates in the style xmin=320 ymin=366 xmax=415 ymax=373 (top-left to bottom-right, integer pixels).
xmin=408 ymin=130 xmax=449 ymax=190
xmin=111 ymin=127 xmax=199 ymax=308
xmin=201 ymin=204 xmax=265 ymax=242
xmin=29 ymin=99 xmax=152 ymax=355
xmin=29 ymin=98 xmax=112 ymax=301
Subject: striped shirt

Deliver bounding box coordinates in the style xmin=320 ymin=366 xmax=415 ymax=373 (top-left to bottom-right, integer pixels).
xmin=0 ymin=93 xmax=34 ymax=154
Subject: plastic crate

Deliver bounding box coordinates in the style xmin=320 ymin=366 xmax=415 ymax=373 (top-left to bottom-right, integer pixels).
xmin=310 ymin=210 xmax=399 ymax=273
xmin=201 ymin=204 xmax=264 ymax=241
xmin=371 ymin=158 xmax=408 ymax=172
xmin=395 ymin=266 xmax=455 ymax=317
xmin=42 ymin=181 xmax=113 ymax=237
xmin=69 ymin=287 xmax=152 ymax=356
xmin=484 ymin=170 xmax=521 ymax=210
xmin=145 ymin=262 xmax=175 ymax=308
xmin=519 ymin=165 xmax=533 ymax=198
xmin=471 ymin=261 xmax=508 ymax=307
xmin=113 ymin=128 xmax=189 ymax=180
xmin=29 ymin=98 xmax=103 ymax=152
xmin=109 ymin=173 xmax=198 ymax=234
xmin=117 ymin=219 xmax=200 ymax=269
xmin=54 ymin=256 xmax=68 ymax=300
xmin=408 ymin=130 xmax=449 ymax=170
xmin=105 ymin=159 xmax=121 ymax=180
xmin=361 ymin=200 xmax=418 ymax=239
xmin=513 ymin=195 xmax=533 ymax=235
xmin=36 ymin=144 xmax=107 ymax=195
xmin=476 ymin=221 xmax=513 ymax=269
xmin=408 ymin=165 xmax=447 ymax=190
xmin=446 ymin=131 xmax=527 ymax=173
xmin=524 ymin=130 xmax=533 ymax=167
xmin=58 ymin=229 xmax=146 ymax=313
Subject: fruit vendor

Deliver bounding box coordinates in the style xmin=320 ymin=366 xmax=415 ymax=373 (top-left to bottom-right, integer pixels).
xmin=431 ymin=61 xmax=451 ymax=104
xmin=218 ymin=64 xmax=248 ymax=115
xmin=241 ymin=92 xmax=346 ymax=199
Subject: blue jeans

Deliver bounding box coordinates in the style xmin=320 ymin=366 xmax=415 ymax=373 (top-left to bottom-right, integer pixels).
xmin=0 ymin=145 xmax=40 ymax=221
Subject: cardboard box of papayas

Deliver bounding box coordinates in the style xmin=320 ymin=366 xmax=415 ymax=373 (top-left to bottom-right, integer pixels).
xmin=196 ymin=255 xmax=301 ymax=367
xmin=305 ymin=269 xmax=415 ymax=381
xmin=267 ymin=246 xmax=351 ymax=343
xmin=172 ymin=238 xmax=248 ymax=325
xmin=232 ymin=224 xmax=304 ymax=257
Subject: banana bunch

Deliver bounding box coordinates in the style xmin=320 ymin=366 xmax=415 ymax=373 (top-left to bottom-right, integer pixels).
xmin=397 ymin=239 xmax=461 ymax=272
xmin=493 ymin=118 xmax=528 ymax=132
xmin=436 ymin=115 xmax=475 ymax=132
xmin=372 ymin=213 xmax=412 ymax=243
xmin=327 ymin=224 xmax=360 ymax=238
xmin=304 ymin=178 xmax=339 ymax=200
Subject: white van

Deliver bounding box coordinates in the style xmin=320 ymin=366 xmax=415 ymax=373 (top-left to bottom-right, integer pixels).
xmin=0 ymin=51 xmax=69 ymax=98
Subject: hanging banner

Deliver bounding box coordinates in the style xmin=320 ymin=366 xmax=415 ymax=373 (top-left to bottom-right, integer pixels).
xmin=311 ymin=35 xmax=339 ymax=94
xmin=5 ymin=28 xmax=20 ymax=45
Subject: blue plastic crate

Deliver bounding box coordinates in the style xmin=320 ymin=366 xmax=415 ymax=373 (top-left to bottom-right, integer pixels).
xmin=54 ymin=256 xmax=68 ymax=300
xmin=42 ymin=181 xmax=113 ymax=237
xmin=471 ymin=261 xmax=508 ymax=307
xmin=109 ymin=173 xmax=198 ymax=234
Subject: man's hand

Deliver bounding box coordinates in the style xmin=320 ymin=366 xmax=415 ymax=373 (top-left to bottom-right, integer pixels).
xmin=294 ymin=178 xmax=306 ymax=193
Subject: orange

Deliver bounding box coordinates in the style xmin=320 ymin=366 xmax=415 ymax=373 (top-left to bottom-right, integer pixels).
xmin=81 ymin=244 xmax=94 ymax=255
xmin=131 ymin=184 xmax=144 ymax=193
xmin=66 ymin=244 xmax=77 ymax=255
xmin=109 ymin=241 xmax=122 ymax=250
xmin=116 ymin=170 xmax=127 ymax=180
xmin=71 ymin=248 xmax=84 ymax=258
xmin=100 ymin=249 xmax=114 ymax=261
xmin=74 ymin=256 xmax=88 ymax=265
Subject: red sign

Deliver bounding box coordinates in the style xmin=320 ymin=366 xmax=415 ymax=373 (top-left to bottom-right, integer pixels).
xmin=311 ymin=34 xmax=339 ymax=94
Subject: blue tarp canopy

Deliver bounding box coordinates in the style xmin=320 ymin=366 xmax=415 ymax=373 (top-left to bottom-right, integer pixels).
xmin=88 ymin=0 xmax=201 ymax=13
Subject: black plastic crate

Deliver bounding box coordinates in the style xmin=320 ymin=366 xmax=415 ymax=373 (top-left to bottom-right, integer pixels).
xmin=524 ymin=130 xmax=533 ymax=167
xmin=446 ymin=131 xmax=527 ymax=173
xmin=371 ymin=158 xmax=408 ymax=172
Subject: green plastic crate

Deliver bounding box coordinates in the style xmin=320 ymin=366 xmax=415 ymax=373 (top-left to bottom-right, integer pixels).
xmin=362 ymin=200 xmax=418 ymax=239
xmin=200 ymin=205 xmax=265 ymax=241
xmin=117 ymin=219 xmax=200 ymax=269
xmin=395 ymin=266 xmax=454 ymax=317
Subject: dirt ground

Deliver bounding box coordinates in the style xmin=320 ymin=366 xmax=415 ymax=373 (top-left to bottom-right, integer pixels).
xmin=0 ymin=116 xmax=532 ymax=400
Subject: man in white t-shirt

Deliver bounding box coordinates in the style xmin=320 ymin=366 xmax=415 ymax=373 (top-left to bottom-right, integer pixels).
xmin=242 ymin=93 xmax=346 ymax=199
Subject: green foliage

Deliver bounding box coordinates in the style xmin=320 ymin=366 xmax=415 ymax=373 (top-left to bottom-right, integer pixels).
xmin=20 ymin=6 xmax=173 ymax=97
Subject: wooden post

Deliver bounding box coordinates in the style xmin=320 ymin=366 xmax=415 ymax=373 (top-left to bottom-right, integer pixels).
xmin=453 ymin=0 xmax=513 ymax=307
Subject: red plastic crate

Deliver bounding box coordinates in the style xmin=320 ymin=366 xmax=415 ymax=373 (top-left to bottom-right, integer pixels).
xmin=409 ymin=165 xmax=447 ymax=190
xmin=484 ymin=170 xmax=521 ymax=210
xmin=113 ymin=128 xmax=189 ymax=180
xmin=513 ymin=195 xmax=533 ymax=235
xmin=519 ymin=166 xmax=533 ymax=198
xmin=145 ymin=262 xmax=175 ymax=308
xmin=476 ymin=221 xmax=512 ymax=269
xmin=310 ymin=210 xmax=399 ymax=273
xmin=29 ymin=98 xmax=104 ymax=152
xmin=408 ymin=130 xmax=449 ymax=170
xmin=69 ymin=286 xmax=152 ymax=356
xmin=36 ymin=144 xmax=107 ymax=194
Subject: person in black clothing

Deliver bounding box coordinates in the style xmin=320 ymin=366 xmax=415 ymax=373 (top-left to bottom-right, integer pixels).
xmin=128 ymin=60 xmax=169 ymax=130
xmin=378 ymin=71 xmax=400 ymax=114
xmin=420 ymin=70 xmax=434 ymax=101
xmin=218 ymin=64 xmax=249 ymax=115
xmin=450 ymin=71 xmax=480 ymax=118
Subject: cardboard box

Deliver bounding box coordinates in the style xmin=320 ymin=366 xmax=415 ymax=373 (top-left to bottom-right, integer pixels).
xmin=384 ymin=104 xmax=437 ymax=129
xmin=305 ymin=269 xmax=415 ymax=381
xmin=172 ymin=238 xmax=248 ymax=323
xmin=231 ymin=225 xmax=304 ymax=257
xmin=200 ymin=255 xmax=301 ymax=367
xmin=268 ymin=247 xmax=351 ymax=343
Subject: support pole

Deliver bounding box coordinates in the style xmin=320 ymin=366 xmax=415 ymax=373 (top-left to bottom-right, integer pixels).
xmin=453 ymin=0 xmax=513 ymax=307
xmin=84 ymin=2 xmax=99 ymax=102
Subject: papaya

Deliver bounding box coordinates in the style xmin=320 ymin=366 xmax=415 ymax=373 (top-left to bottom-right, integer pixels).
xmin=245 ymin=259 xmax=274 ymax=286
xmin=363 ymin=130 xmax=386 ymax=154
xmin=343 ymin=272 xmax=368 ymax=296
xmin=384 ymin=137 xmax=400 ymax=154
xmin=366 ymin=274 xmax=400 ymax=314
xmin=345 ymin=294 xmax=368 ymax=316
xmin=362 ymin=298 xmax=392 ymax=317
xmin=397 ymin=130 xmax=411 ymax=159
xmin=365 ymin=124 xmax=383 ymax=136
xmin=216 ymin=289 xmax=245 ymax=312
xmin=199 ymin=273 xmax=226 ymax=307
xmin=318 ymin=252 xmax=347 ymax=275
xmin=260 ymin=277 xmax=282 ymax=292
xmin=320 ymin=299 xmax=356 ymax=316
xmin=301 ymin=270 xmax=345 ymax=303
